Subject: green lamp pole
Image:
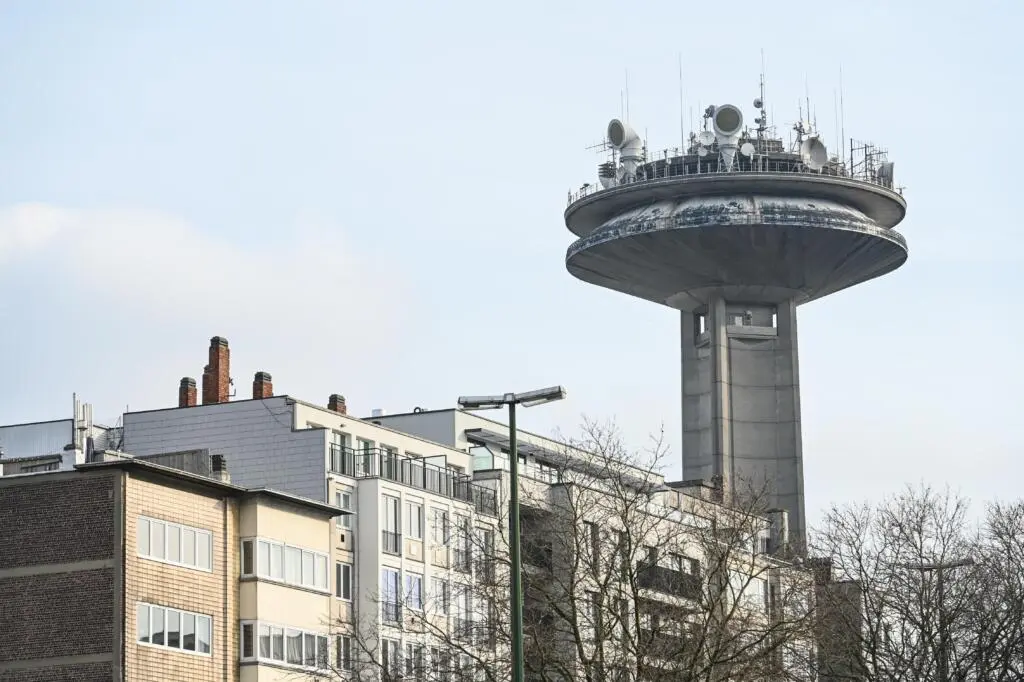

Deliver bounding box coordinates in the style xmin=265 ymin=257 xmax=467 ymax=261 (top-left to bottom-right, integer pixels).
xmin=458 ymin=386 xmax=567 ymax=682
xmin=899 ymin=558 xmax=974 ymax=682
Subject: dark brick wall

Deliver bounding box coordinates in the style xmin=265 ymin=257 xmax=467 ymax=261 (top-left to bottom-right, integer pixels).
xmin=0 ymin=473 xmax=116 ymax=569
xmin=0 ymin=662 xmax=112 ymax=681
xmin=0 ymin=569 xmax=114 ymax=662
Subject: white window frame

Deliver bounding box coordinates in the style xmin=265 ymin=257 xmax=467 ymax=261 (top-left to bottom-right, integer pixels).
xmin=407 ymin=501 xmax=424 ymax=540
xmin=137 ymin=516 xmax=213 ymax=572
xmin=406 ymin=572 xmax=424 ymax=610
xmin=240 ymin=537 xmax=329 ymax=592
xmin=336 ymin=489 xmax=354 ymax=529
xmin=336 ymin=634 xmax=354 ymax=671
xmin=239 ymin=620 xmax=329 ymax=671
xmin=336 ymin=561 xmax=353 ymax=601
xmin=136 ymin=602 xmax=212 ymax=656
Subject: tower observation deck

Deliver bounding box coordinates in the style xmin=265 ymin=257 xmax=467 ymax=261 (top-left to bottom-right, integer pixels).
xmin=563 ymin=96 xmax=907 ymax=550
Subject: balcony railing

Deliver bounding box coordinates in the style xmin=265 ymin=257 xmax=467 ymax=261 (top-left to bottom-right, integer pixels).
xmin=382 ymin=531 xmax=402 ymax=555
xmin=452 ymin=617 xmax=474 ymax=643
xmin=639 ymin=628 xmax=688 ymax=655
xmin=382 ymin=601 xmax=402 ymax=624
xmin=453 ymin=548 xmax=472 ymax=574
xmin=330 ymin=445 xmax=497 ymax=516
xmin=637 ymin=563 xmax=701 ymax=600
xmin=522 ymin=537 xmax=553 ymax=570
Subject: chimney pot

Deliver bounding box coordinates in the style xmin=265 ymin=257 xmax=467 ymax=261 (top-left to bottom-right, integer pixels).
xmin=203 ymin=336 xmax=231 ymax=405
xmin=252 ymin=371 xmax=273 ymax=399
xmin=328 ymin=394 xmax=347 ymax=415
xmin=179 ymin=377 xmax=197 ymax=408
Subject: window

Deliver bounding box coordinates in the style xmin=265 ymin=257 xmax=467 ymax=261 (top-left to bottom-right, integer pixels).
xmin=406 ymin=573 xmax=423 ymax=610
xmin=336 ymin=489 xmax=354 ymax=529
xmin=432 ymin=508 xmax=450 ymax=545
xmin=336 ymin=561 xmax=353 ymax=600
xmin=431 ymin=577 xmax=449 ymax=615
xmin=382 ymin=638 xmax=401 ymax=678
xmin=583 ymin=521 xmax=599 ymax=567
xmin=240 ymin=538 xmax=329 ymax=591
xmin=240 ymin=620 xmax=328 ymax=670
xmin=137 ymin=602 xmax=211 ymax=655
xmin=336 ymin=635 xmax=354 ymax=670
xmin=22 ymin=461 xmax=60 ymax=472
xmin=382 ymin=568 xmax=401 ymax=622
xmin=430 ymin=647 xmax=451 ymax=677
xmin=384 ymin=496 xmax=401 ymax=533
xmin=587 ymin=591 xmax=603 ymax=639
xmin=137 ymin=517 xmax=212 ymax=571
xmin=406 ymin=642 xmax=425 ymax=681
xmin=407 ymin=501 xmax=423 ymax=540
xmin=242 ymin=623 xmax=254 ymax=658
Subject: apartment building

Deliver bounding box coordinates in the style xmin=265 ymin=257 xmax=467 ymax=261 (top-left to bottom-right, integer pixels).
xmin=0 ymin=457 xmax=342 ymax=682
xmin=375 ymin=408 xmax=817 ymax=681
xmin=117 ymin=337 xmax=504 ymax=679
xmin=0 ymin=395 xmax=114 ymax=475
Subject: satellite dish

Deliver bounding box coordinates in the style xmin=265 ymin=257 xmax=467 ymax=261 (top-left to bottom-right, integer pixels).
xmin=712 ymin=104 xmax=743 ymax=137
xmin=698 ymin=130 xmax=715 ymax=146
xmin=697 ymin=146 xmax=709 ymax=157
xmin=799 ymin=137 xmax=828 ymax=171
xmin=753 ymin=97 xmax=763 ymax=109
xmin=740 ymin=142 xmax=755 ymax=158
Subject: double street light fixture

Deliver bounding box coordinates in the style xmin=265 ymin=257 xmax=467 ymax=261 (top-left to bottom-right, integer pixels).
xmin=898 ymin=558 xmax=976 ymax=682
xmin=457 ymin=386 xmax=567 ymax=682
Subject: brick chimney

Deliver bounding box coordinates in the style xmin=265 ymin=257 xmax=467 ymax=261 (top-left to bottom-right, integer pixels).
xmin=252 ymin=371 xmax=273 ymax=399
xmin=202 ymin=336 xmax=231 ymax=405
xmin=328 ymin=394 xmax=347 ymax=415
xmin=178 ymin=377 xmax=197 ymax=408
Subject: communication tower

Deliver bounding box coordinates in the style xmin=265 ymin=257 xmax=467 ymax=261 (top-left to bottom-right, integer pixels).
xmin=563 ymin=84 xmax=907 ymax=550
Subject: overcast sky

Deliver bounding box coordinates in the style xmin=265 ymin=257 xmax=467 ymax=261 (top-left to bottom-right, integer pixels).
xmin=0 ymin=1 xmax=1019 ymax=526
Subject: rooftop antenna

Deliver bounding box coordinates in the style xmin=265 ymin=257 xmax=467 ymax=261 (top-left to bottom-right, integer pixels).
xmin=678 ymin=54 xmax=685 ymax=151
xmin=804 ymin=76 xmax=811 ymax=132
xmin=840 ymin=65 xmax=847 ymax=170
xmin=833 ymin=89 xmax=840 ymax=161
xmin=755 ymin=49 xmax=767 ymax=140
xmin=625 ymin=68 xmax=630 ymax=122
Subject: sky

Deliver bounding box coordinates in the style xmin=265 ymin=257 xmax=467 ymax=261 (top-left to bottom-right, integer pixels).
xmin=0 ymin=0 xmax=1020 ymax=528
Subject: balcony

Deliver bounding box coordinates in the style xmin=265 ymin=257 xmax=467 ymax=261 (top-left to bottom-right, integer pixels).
xmin=522 ymin=537 xmax=553 ymax=570
xmin=452 ymin=617 xmax=474 ymax=643
xmin=382 ymin=601 xmax=402 ymax=624
xmin=453 ymin=548 xmax=472 ymax=574
xmin=382 ymin=530 xmax=402 ymax=555
xmin=330 ymin=445 xmax=497 ymax=516
xmin=637 ymin=563 xmax=701 ymax=600
xmin=639 ymin=629 xmax=688 ymax=657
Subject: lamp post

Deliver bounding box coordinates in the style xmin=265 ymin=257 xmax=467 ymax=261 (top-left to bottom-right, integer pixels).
xmin=457 ymin=386 xmax=567 ymax=682
xmin=899 ymin=558 xmax=975 ymax=682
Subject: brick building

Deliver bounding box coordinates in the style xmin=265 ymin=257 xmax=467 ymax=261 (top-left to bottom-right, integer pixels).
xmin=0 ymin=458 xmax=342 ymax=681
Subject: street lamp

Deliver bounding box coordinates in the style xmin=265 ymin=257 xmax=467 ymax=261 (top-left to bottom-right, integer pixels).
xmin=457 ymin=386 xmax=567 ymax=682
xmin=899 ymin=558 xmax=975 ymax=682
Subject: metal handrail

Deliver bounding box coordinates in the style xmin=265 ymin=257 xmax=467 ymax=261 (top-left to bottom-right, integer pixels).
xmin=329 ymin=445 xmax=497 ymax=516
xmin=567 ymin=162 xmax=903 ymax=207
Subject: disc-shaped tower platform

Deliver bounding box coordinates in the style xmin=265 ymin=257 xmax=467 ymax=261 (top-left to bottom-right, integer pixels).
xmin=564 ymin=159 xmax=908 ymax=550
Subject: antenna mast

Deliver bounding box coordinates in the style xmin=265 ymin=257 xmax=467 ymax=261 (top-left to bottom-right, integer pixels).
xmin=678 ymin=54 xmax=685 ymax=151
xmin=840 ymin=65 xmax=847 ymax=171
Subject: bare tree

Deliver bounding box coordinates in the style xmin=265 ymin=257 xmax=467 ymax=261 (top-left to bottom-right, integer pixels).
xmin=328 ymin=421 xmax=816 ymax=682
xmin=810 ymin=486 xmax=1024 ymax=682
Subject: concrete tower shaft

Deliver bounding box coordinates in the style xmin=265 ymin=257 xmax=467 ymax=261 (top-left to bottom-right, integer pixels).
xmin=564 ymin=110 xmax=908 ymax=550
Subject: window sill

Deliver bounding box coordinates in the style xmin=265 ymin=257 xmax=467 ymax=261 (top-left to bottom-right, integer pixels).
xmin=137 ymin=640 xmax=211 ymax=657
xmin=137 ymin=553 xmax=213 ymax=574
xmin=239 ymin=575 xmax=331 ymax=596
xmin=239 ymin=657 xmax=331 ymax=674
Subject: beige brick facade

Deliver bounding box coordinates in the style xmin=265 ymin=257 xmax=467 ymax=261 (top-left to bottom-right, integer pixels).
xmin=124 ymin=473 xmax=239 ymax=682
